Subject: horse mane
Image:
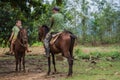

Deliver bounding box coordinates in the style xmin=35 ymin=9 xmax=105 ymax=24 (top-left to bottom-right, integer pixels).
xmin=17 ymin=30 xmax=21 ymax=39
xmin=42 ymin=25 xmax=50 ymax=34
xmin=17 ymin=28 xmax=24 ymax=39
xmin=64 ymin=30 xmax=72 ymax=34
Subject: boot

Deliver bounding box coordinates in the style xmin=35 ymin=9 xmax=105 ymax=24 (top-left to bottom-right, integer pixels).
xmin=44 ymin=33 xmax=52 ymax=57
xmin=45 ymin=47 xmax=50 ymax=57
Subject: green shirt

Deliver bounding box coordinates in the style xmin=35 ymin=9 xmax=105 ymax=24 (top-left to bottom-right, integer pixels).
xmin=12 ymin=26 xmax=20 ymax=37
xmin=50 ymin=12 xmax=65 ymax=32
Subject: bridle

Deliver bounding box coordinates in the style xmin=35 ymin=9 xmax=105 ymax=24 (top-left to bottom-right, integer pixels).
xmin=17 ymin=29 xmax=28 ymax=48
xmin=17 ymin=39 xmax=27 ymax=48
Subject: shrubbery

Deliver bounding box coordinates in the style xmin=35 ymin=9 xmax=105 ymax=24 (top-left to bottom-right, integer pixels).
xmin=75 ymin=48 xmax=120 ymax=60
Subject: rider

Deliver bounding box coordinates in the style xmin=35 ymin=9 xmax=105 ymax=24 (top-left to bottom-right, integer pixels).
xmin=9 ymin=20 xmax=31 ymax=54
xmin=44 ymin=6 xmax=65 ymax=57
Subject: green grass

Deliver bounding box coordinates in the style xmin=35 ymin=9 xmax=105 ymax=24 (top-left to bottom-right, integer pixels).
xmin=58 ymin=45 xmax=120 ymax=80
xmin=31 ymin=41 xmax=43 ymax=46
xmin=74 ymin=45 xmax=120 ymax=60
xmin=59 ymin=60 xmax=120 ymax=80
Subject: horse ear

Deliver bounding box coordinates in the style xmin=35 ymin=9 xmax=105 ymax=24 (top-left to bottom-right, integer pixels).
xmin=38 ymin=26 xmax=41 ymax=29
xmin=23 ymin=26 xmax=29 ymax=31
xmin=24 ymin=28 xmax=27 ymax=31
xmin=24 ymin=26 xmax=28 ymax=29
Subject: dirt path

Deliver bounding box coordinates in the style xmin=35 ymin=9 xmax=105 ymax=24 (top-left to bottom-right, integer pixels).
xmin=0 ymin=72 xmax=62 ymax=80
xmin=0 ymin=46 xmax=45 ymax=55
xmin=0 ymin=72 xmax=46 ymax=80
xmin=0 ymin=46 xmax=66 ymax=80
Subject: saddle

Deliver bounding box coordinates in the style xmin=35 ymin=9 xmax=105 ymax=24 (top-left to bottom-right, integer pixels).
xmin=50 ymin=32 xmax=62 ymax=45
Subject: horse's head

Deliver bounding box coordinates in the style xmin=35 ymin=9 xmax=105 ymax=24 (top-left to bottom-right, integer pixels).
xmin=18 ymin=28 xmax=28 ymax=45
xmin=38 ymin=25 xmax=50 ymax=41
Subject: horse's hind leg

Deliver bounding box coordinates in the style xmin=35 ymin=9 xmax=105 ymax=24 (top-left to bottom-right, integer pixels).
xmin=63 ymin=51 xmax=73 ymax=76
xmin=52 ymin=53 xmax=56 ymax=74
xmin=67 ymin=37 xmax=75 ymax=76
xmin=67 ymin=56 xmax=73 ymax=76
xmin=47 ymin=56 xmax=51 ymax=75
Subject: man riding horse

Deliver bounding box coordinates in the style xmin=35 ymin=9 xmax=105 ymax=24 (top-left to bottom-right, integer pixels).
xmin=9 ymin=20 xmax=31 ymax=54
xmin=44 ymin=6 xmax=65 ymax=57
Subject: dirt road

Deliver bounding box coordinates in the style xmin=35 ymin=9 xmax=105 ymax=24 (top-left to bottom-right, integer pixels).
xmin=0 ymin=46 xmax=66 ymax=80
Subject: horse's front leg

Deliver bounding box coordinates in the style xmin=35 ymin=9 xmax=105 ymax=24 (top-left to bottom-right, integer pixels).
xmin=15 ymin=53 xmax=19 ymax=72
xmin=52 ymin=53 xmax=56 ymax=74
xmin=15 ymin=57 xmax=18 ymax=72
xmin=47 ymin=56 xmax=51 ymax=75
xmin=22 ymin=55 xmax=26 ymax=72
xmin=19 ymin=57 xmax=22 ymax=71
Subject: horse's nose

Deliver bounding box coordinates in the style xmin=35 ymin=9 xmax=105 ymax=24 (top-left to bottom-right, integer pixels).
xmin=23 ymin=36 xmax=28 ymax=43
xmin=23 ymin=36 xmax=27 ymax=40
xmin=24 ymin=36 xmax=27 ymax=39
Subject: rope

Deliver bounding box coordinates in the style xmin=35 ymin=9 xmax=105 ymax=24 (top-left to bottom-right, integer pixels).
xmin=17 ymin=39 xmax=27 ymax=48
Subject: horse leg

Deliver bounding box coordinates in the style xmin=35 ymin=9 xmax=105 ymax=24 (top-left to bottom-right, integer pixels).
xmin=63 ymin=51 xmax=73 ymax=76
xmin=22 ymin=55 xmax=25 ymax=72
xmin=19 ymin=57 xmax=21 ymax=71
xmin=67 ymin=56 xmax=73 ymax=76
xmin=15 ymin=57 xmax=18 ymax=72
xmin=52 ymin=53 xmax=56 ymax=74
xmin=68 ymin=41 xmax=74 ymax=76
xmin=67 ymin=37 xmax=75 ymax=76
xmin=47 ymin=56 xmax=51 ymax=75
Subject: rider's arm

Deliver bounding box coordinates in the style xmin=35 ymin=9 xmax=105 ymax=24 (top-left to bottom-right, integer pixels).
xmin=9 ymin=27 xmax=15 ymax=42
xmin=50 ymin=17 xmax=54 ymax=29
xmin=9 ymin=32 xmax=14 ymax=41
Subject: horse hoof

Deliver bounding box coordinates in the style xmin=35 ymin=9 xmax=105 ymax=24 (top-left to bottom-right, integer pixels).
xmin=15 ymin=70 xmax=17 ymax=72
xmin=15 ymin=69 xmax=18 ymax=72
xmin=23 ymin=70 xmax=26 ymax=73
xmin=52 ymin=72 xmax=56 ymax=74
xmin=67 ymin=74 xmax=72 ymax=77
xmin=52 ymin=71 xmax=59 ymax=74
xmin=47 ymin=72 xmax=50 ymax=76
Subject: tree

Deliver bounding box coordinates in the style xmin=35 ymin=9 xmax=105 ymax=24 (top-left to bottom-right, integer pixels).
xmin=0 ymin=0 xmax=52 ymax=46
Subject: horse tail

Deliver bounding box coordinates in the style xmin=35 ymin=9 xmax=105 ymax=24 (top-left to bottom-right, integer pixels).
xmin=69 ymin=33 xmax=77 ymax=59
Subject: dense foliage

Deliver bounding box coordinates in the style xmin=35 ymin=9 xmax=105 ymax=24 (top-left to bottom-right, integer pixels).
xmin=0 ymin=0 xmax=120 ymax=47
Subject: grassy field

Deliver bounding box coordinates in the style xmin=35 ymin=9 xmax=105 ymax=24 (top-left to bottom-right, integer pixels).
xmin=59 ymin=59 xmax=120 ymax=80
xmin=0 ymin=45 xmax=120 ymax=80
xmin=60 ymin=45 xmax=120 ymax=80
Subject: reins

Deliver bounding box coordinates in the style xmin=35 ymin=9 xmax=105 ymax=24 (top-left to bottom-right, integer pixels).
xmin=17 ymin=39 xmax=27 ymax=48
xmin=17 ymin=29 xmax=27 ymax=48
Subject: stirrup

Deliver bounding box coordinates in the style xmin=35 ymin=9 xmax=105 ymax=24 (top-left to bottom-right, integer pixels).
xmin=45 ymin=49 xmax=50 ymax=57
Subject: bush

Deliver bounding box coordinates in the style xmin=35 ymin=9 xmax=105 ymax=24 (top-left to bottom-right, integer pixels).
xmin=75 ymin=47 xmax=120 ymax=61
xmin=31 ymin=41 xmax=43 ymax=46
xmin=90 ymin=52 xmax=101 ymax=59
xmin=100 ymin=51 xmax=120 ymax=60
xmin=75 ymin=48 xmax=90 ymax=59
xmin=109 ymin=51 xmax=120 ymax=60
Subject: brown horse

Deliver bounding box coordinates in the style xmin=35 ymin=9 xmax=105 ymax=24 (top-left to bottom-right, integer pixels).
xmin=13 ymin=28 xmax=28 ymax=72
xmin=38 ymin=25 xmax=76 ymax=76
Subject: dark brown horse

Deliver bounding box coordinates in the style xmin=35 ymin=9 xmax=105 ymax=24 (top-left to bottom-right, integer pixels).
xmin=38 ymin=25 xmax=76 ymax=76
xmin=13 ymin=28 xmax=28 ymax=72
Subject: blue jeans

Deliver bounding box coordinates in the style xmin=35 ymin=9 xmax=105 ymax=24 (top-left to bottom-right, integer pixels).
xmin=44 ymin=32 xmax=52 ymax=57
